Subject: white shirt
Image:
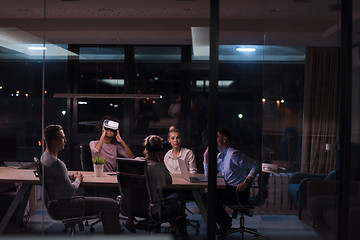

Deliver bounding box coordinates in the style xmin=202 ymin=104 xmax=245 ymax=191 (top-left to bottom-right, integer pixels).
xmin=163 ymin=147 xmax=197 ymax=174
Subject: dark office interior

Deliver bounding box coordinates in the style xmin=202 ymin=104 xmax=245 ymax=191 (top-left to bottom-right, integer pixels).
xmin=0 ymin=0 xmax=359 ymax=239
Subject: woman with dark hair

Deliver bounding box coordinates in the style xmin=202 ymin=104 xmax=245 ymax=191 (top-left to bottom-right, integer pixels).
xmin=142 ymin=135 xmax=189 ymax=240
xmin=90 ymin=116 xmax=134 ymax=172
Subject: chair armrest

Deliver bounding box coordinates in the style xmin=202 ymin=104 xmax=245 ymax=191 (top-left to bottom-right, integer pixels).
xmin=289 ymin=172 xmax=326 ymax=184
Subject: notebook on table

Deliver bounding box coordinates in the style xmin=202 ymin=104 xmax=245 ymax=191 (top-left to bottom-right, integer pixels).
xmin=178 ymin=159 xmax=208 ymax=182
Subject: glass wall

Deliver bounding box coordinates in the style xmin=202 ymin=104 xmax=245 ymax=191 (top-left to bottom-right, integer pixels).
xmin=350 ymin=1 xmax=360 ymax=240
xmin=0 ymin=0 xmax=44 ymax=164
xmin=0 ymin=0 xmax=356 ymax=239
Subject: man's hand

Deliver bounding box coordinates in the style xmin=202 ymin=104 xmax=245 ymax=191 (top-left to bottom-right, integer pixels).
xmin=203 ymin=146 xmax=209 ymax=163
xmin=236 ymin=178 xmax=252 ymax=192
xmin=69 ymin=173 xmax=76 ymax=182
xmin=74 ymin=172 xmax=84 ymax=182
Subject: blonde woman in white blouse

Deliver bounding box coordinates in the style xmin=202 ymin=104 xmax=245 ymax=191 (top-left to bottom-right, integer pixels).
xmin=163 ymin=126 xmax=197 ymax=174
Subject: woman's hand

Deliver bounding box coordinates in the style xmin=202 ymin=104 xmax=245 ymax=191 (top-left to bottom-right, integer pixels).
xmin=116 ymin=129 xmax=123 ymax=142
xmin=101 ymin=125 xmax=106 ymax=138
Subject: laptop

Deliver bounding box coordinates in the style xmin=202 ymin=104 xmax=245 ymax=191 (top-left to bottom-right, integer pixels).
xmin=178 ymin=159 xmax=208 ymax=182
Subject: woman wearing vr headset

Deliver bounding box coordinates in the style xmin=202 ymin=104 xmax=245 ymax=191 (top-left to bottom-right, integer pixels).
xmin=90 ymin=116 xmax=135 ymax=172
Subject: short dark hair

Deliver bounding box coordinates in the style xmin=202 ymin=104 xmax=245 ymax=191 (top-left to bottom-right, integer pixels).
xmin=218 ymin=128 xmax=231 ymax=143
xmin=44 ymin=125 xmax=63 ymax=148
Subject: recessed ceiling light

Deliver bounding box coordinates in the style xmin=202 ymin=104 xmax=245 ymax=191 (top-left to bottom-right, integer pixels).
xmin=235 ymin=47 xmax=255 ymax=52
xmin=28 ymin=46 xmax=46 ymax=50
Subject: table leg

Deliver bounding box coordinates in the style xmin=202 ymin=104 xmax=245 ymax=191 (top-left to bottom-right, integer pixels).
xmin=0 ymin=184 xmax=32 ymax=234
xmin=192 ymin=189 xmax=207 ymax=225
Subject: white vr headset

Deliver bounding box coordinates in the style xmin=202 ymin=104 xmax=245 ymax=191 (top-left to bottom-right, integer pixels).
xmin=103 ymin=119 xmax=119 ymax=130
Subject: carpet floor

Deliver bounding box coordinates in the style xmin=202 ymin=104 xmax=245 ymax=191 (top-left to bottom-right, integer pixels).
xmin=2 ymin=202 xmax=321 ymax=240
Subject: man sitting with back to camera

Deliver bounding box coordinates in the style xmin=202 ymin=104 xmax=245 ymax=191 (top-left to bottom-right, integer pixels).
xmin=203 ymin=128 xmax=260 ymax=235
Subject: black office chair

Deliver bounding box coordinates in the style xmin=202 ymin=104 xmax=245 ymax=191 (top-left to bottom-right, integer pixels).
xmin=227 ymin=164 xmax=272 ymax=240
xmin=79 ymin=143 xmax=112 ymax=232
xmin=116 ymin=157 xmax=187 ymax=234
xmin=80 ymin=144 xmax=94 ymax=171
xmin=33 ymin=157 xmax=98 ymax=236
xmin=184 ymin=206 xmax=200 ymax=235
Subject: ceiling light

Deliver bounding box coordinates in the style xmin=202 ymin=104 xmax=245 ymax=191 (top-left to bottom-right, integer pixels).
xmin=28 ymin=46 xmax=46 ymax=50
xmin=53 ymin=93 xmax=163 ymax=99
xmin=235 ymin=47 xmax=256 ymax=52
xmin=196 ymin=80 xmax=234 ymax=88
xmin=191 ymin=27 xmax=209 ymax=57
xmin=0 ymin=27 xmax=78 ymax=58
xmin=98 ymin=78 xmax=124 ymax=87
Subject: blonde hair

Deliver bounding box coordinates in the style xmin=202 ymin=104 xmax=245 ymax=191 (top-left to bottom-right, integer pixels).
xmin=168 ymin=125 xmax=180 ymax=138
xmin=143 ymin=135 xmax=164 ymax=161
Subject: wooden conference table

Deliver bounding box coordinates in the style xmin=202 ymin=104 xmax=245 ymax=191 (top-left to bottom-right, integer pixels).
xmin=0 ymin=167 xmax=226 ymax=234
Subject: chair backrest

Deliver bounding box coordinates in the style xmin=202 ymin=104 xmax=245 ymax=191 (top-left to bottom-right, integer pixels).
xmin=33 ymin=157 xmax=42 ymax=180
xmin=116 ymin=157 xmax=152 ymax=219
xmin=247 ymin=171 xmax=270 ymax=206
xmin=80 ymin=144 xmax=93 ymax=171
xmin=33 ymin=157 xmax=56 ymax=208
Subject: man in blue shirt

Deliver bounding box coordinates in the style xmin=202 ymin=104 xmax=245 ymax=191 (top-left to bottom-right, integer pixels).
xmin=204 ymin=128 xmax=260 ymax=234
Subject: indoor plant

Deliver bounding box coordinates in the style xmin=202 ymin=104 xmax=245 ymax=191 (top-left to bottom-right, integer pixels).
xmin=93 ymin=156 xmax=105 ymax=177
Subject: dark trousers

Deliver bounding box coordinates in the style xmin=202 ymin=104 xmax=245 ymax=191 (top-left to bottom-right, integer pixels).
xmin=84 ymin=197 xmax=122 ymax=234
xmin=204 ymin=185 xmax=250 ymax=228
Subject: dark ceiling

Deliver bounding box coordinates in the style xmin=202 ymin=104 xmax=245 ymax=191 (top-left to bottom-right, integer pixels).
xmin=1 ymin=0 xmax=358 ymax=46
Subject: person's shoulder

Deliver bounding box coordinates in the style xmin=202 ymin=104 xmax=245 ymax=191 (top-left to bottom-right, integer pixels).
xmin=114 ymin=142 xmax=123 ymax=149
xmin=41 ymin=152 xmax=62 ymax=167
xmin=89 ymin=140 xmax=98 ymax=146
xmin=164 ymin=149 xmax=172 ymax=157
xmin=229 ymin=147 xmax=245 ymax=157
xmin=229 ymin=147 xmax=242 ymax=153
xmin=181 ymin=147 xmax=194 ymax=156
